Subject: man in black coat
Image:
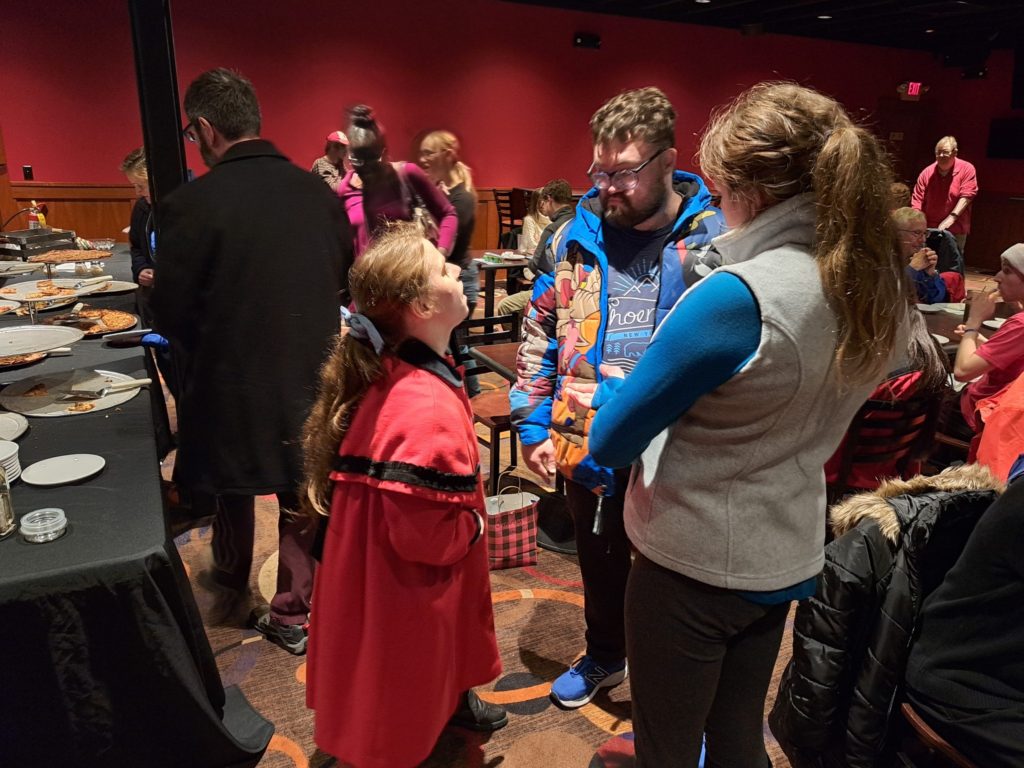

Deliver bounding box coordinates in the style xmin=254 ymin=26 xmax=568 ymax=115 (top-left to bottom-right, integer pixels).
xmin=152 ymin=68 xmax=350 ymax=655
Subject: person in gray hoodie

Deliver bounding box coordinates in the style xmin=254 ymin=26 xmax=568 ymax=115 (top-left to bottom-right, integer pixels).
xmin=586 ymin=82 xmax=910 ymax=767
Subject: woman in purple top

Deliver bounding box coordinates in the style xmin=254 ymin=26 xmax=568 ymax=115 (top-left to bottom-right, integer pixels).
xmin=337 ymin=105 xmax=457 ymax=262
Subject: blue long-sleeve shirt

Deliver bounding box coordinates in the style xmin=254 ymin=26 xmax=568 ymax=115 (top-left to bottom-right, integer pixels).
xmin=907 ymin=266 xmax=946 ymax=304
xmin=589 ymin=271 xmax=815 ymax=604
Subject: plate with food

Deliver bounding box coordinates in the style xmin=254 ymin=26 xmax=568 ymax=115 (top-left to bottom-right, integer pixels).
xmin=26 ymin=249 xmax=112 ymax=264
xmin=0 ymin=299 xmax=19 ymax=316
xmin=0 ymin=352 xmax=46 ymax=371
xmin=982 ymin=318 xmax=1007 ymax=331
xmin=0 ymin=278 xmax=111 ymax=304
xmin=0 ymin=325 xmax=83 ymax=356
xmin=915 ymin=303 xmax=941 ymax=314
xmin=0 ymin=369 xmax=145 ymax=417
xmin=41 ymin=307 xmax=138 ymax=337
xmin=0 ymin=263 xmax=42 ymax=278
xmin=88 ymin=280 xmax=139 ymax=295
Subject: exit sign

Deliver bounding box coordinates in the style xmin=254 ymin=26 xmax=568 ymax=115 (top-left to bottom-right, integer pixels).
xmin=907 ymin=81 xmax=922 ymax=96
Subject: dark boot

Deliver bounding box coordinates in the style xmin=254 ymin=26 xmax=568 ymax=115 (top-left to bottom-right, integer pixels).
xmin=447 ymin=690 xmax=508 ymax=732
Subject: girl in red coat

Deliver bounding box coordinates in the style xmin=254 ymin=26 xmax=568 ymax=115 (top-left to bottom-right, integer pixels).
xmin=303 ymin=222 xmax=504 ymax=767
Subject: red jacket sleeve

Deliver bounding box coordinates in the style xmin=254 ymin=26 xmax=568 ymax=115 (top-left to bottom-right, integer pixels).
xmin=381 ymin=488 xmax=484 ymax=566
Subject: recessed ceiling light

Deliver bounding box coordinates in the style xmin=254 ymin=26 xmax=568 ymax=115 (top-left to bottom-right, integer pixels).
xmin=817 ymin=15 xmax=833 ymax=20
xmin=925 ymin=28 xmax=935 ymax=33
xmin=695 ymin=0 xmax=711 ymax=4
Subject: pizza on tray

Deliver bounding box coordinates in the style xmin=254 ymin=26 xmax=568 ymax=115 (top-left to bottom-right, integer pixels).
xmin=27 ymin=249 xmax=112 ymax=264
xmin=43 ymin=306 xmax=137 ymax=336
xmin=0 ymin=352 xmax=45 ymax=368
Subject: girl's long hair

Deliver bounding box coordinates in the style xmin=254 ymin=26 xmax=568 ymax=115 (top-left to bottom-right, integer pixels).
xmin=698 ymin=81 xmax=907 ymax=384
xmin=302 ymin=222 xmax=434 ymax=518
xmin=421 ymin=129 xmax=475 ymax=195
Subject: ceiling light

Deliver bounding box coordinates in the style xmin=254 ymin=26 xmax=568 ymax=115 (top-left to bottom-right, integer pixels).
xmin=695 ymin=0 xmax=711 ymax=4
xmin=925 ymin=28 xmax=935 ymax=33
xmin=817 ymin=15 xmax=832 ymax=20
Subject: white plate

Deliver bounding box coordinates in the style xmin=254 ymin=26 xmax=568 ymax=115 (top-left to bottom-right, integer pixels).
xmin=21 ymin=454 xmax=105 ymax=486
xmin=0 ymin=325 xmax=84 ymax=356
xmin=0 ymin=369 xmax=144 ymax=418
xmin=0 ymin=299 xmax=19 ymax=315
xmin=0 ymin=263 xmax=42 ymax=277
xmin=931 ymin=333 xmax=950 ymax=345
xmin=89 ymin=280 xmax=138 ymax=295
xmin=983 ymin=318 xmax=1007 ymax=331
xmin=916 ymin=303 xmax=941 ymax=314
xmin=0 ymin=413 xmax=28 ymax=440
xmin=936 ymin=302 xmax=966 ymax=315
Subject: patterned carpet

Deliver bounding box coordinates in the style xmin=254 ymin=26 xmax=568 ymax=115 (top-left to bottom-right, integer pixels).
xmin=174 ymin=496 xmax=795 ymax=768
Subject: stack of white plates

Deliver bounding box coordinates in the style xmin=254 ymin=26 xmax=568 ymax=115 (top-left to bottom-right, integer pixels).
xmin=0 ymin=440 xmax=22 ymax=482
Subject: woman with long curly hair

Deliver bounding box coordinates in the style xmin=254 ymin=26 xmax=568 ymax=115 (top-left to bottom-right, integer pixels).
xmin=583 ymin=82 xmax=909 ymax=766
xmin=303 ymin=223 xmax=505 ymax=767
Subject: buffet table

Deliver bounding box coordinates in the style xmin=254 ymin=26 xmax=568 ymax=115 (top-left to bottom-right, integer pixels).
xmin=0 ymin=248 xmax=271 ymax=767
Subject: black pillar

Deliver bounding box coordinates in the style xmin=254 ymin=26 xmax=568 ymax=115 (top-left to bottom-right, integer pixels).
xmin=128 ymin=0 xmax=188 ymax=219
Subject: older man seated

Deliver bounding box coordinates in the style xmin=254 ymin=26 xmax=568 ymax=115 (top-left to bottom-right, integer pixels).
xmin=894 ymin=206 xmax=946 ymax=304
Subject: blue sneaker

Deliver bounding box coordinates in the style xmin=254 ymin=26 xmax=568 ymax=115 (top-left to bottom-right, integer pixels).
xmin=550 ymin=655 xmax=627 ymax=708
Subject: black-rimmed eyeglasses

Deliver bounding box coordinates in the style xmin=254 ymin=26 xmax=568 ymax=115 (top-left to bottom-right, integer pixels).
xmin=588 ymin=146 xmax=668 ymax=191
xmin=182 ymin=121 xmax=198 ymax=144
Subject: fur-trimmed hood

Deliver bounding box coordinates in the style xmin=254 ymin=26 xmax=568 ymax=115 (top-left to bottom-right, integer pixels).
xmin=830 ymin=463 xmax=1004 ymax=542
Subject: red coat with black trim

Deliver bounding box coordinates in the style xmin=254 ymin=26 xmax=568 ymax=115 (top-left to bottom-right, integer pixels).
xmin=306 ymin=340 xmax=501 ymax=768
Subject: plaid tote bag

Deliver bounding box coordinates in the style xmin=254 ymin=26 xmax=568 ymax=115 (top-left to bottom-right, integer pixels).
xmin=484 ymin=488 xmax=539 ymax=570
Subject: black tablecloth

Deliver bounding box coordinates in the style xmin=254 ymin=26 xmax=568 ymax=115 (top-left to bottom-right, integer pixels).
xmin=0 ymin=248 xmax=271 ymax=766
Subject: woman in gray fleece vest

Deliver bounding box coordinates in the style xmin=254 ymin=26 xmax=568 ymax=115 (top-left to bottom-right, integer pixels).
xmin=587 ymin=83 xmax=910 ymax=767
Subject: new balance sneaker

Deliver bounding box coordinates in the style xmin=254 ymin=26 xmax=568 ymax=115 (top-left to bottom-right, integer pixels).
xmin=447 ymin=690 xmax=508 ymax=732
xmin=550 ymin=655 xmax=627 ymax=708
xmin=250 ymin=607 xmax=308 ymax=655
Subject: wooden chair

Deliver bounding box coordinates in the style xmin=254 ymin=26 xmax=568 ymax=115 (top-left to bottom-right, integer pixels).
xmin=899 ymin=703 xmax=978 ymax=768
xmin=454 ymin=313 xmax=522 ymax=495
xmin=827 ymin=391 xmax=943 ymax=504
xmin=493 ymin=189 xmax=521 ymax=249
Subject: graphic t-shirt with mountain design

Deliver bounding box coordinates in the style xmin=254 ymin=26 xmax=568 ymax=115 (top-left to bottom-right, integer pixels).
xmin=602 ymin=218 xmax=673 ymax=373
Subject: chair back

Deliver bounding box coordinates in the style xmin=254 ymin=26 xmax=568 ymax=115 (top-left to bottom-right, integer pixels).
xmin=494 ymin=189 xmax=521 ymax=248
xmin=831 ymin=390 xmax=943 ymax=497
xmin=927 ymin=229 xmax=965 ymax=276
xmin=899 ymin=703 xmax=978 ymax=768
xmin=454 ymin=314 xmax=521 ymax=376
xmin=940 ymin=271 xmax=966 ymax=302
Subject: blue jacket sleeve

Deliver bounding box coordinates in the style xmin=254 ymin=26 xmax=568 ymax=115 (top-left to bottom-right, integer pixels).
xmin=907 ymin=266 xmax=947 ymax=304
xmin=589 ymin=272 xmax=761 ymax=468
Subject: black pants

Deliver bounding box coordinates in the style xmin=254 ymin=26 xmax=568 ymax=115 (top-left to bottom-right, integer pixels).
xmin=626 ymin=553 xmax=789 ymax=768
xmin=211 ymin=491 xmax=314 ymax=625
xmin=565 ymin=474 xmax=632 ymax=664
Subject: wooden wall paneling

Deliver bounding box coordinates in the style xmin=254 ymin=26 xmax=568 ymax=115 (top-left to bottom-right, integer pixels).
xmin=964 ymin=192 xmax=1024 ymax=272
xmin=11 ymin=182 xmax=135 ymax=241
xmin=473 ymin=188 xmax=498 ymax=251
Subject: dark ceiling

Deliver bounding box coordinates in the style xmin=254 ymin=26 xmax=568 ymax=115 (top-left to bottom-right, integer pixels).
xmin=504 ymin=0 xmax=1024 ymax=55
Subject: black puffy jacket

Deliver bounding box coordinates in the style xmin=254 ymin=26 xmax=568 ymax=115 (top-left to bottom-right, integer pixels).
xmin=769 ymin=465 xmax=1002 ymax=768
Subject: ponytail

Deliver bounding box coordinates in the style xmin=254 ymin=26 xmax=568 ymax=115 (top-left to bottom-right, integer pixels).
xmin=813 ymin=124 xmax=907 ymax=383
xmin=699 ymin=81 xmax=907 ymax=385
xmin=301 ymin=334 xmax=382 ymax=518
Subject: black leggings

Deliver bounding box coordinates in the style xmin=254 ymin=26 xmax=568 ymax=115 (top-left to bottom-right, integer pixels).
xmin=626 ymin=553 xmax=789 ymax=768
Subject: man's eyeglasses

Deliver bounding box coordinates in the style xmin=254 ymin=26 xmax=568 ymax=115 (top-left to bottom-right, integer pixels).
xmin=588 ymin=147 xmax=668 ymax=191
xmin=182 ymin=121 xmax=198 ymax=144
xmin=899 ymin=228 xmax=928 ymax=238
xmin=935 ymin=150 xmax=954 ymax=158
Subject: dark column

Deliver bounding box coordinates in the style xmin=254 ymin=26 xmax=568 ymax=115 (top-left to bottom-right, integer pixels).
xmin=128 ymin=0 xmax=188 ymax=218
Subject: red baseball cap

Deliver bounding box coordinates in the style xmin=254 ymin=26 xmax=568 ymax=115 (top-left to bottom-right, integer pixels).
xmin=326 ymin=131 xmax=349 ymax=145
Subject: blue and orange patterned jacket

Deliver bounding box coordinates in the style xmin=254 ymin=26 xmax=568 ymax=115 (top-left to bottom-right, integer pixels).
xmin=509 ymin=171 xmax=726 ymax=495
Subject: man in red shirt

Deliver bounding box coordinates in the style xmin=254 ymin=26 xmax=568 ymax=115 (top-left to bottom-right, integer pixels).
xmin=912 ymin=136 xmax=978 ymax=255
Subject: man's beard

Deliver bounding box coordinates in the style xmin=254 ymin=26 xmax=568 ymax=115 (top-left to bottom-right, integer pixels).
xmin=198 ymin=134 xmax=218 ymax=169
xmin=601 ymin=187 xmax=667 ymax=229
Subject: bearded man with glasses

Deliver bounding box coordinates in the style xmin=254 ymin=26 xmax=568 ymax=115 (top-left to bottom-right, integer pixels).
xmin=510 ymin=86 xmax=725 ymax=708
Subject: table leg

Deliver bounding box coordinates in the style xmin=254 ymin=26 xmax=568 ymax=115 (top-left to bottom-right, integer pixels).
xmin=484 ymin=269 xmax=497 ymax=334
